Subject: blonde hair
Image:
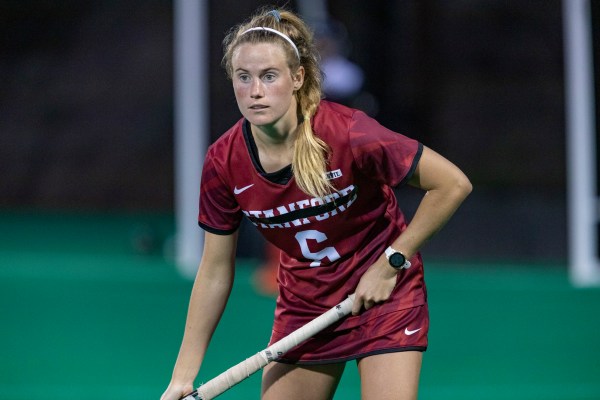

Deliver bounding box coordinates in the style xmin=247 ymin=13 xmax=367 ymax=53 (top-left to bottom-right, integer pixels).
xmin=222 ymin=7 xmax=335 ymax=198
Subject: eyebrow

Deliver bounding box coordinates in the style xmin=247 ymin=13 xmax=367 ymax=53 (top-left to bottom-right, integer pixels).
xmin=234 ymin=67 xmax=281 ymax=74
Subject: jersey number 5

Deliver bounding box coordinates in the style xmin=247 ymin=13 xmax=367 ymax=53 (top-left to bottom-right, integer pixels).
xmin=295 ymin=230 xmax=340 ymax=267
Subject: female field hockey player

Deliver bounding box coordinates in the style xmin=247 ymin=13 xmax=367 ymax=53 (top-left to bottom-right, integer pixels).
xmin=161 ymin=7 xmax=471 ymax=400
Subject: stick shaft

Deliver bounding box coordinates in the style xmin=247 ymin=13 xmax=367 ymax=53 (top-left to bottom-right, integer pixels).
xmin=185 ymin=294 xmax=354 ymax=400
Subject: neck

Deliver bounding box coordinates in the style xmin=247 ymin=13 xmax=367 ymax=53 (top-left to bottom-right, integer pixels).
xmin=250 ymin=116 xmax=299 ymax=173
xmin=252 ymin=93 xmax=302 ymax=144
xmin=251 ymin=103 xmax=300 ymax=147
xmin=252 ymin=121 xmax=297 ymax=147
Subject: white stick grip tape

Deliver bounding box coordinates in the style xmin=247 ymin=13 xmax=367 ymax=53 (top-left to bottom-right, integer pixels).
xmin=190 ymin=294 xmax=355 ymax=400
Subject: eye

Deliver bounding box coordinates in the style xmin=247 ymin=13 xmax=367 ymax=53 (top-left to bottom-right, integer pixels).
xmin=237 ymin=73 xmax=251 ymax=83
xmin=263 ymin=72 xmax=277 ymax=82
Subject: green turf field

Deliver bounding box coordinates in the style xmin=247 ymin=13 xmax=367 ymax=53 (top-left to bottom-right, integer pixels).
xmin=1 ymin=211 xmax=599 ymax=399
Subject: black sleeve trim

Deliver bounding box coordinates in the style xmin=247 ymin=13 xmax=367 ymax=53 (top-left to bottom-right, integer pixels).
xmin=198 ymin=221 xmax=239 ymax=235
xmin=397 ymin=142 xmax=423 ymax=187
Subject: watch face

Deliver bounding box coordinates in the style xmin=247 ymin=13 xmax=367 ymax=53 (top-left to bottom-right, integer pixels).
xmin=389 ymin=252 xmax=406 ymax=268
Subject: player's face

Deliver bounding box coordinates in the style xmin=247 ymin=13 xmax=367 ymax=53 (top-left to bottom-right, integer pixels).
xmin=231 ymin=42 xmax=304 ymax=129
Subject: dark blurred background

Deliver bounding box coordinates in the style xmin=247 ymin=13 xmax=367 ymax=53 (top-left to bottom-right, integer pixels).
xmin=0 ymin=0 xmax=568 ymax=262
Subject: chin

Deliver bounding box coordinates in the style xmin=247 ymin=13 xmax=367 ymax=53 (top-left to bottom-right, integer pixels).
xmin=244 ymin=114 xmax=277 ymax=127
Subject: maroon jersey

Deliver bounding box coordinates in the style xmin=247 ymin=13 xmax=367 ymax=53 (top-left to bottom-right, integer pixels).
xmin=199 ymin=100 xmax=426 ymax=335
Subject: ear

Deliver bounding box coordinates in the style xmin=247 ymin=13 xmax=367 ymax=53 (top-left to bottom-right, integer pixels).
xmin=292 ymin=66 xmax=305 ymax=90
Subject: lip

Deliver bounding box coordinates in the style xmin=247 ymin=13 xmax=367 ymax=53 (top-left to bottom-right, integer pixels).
xmin=249 ymin=104 xmax=268 ymax=110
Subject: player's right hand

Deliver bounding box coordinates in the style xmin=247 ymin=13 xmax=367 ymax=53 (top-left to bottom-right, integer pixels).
xmin=160 ymin=381 xmax=194 ymax=400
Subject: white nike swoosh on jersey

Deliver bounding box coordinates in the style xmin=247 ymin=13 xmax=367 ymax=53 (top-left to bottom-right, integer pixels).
xmin=234 ymin=184 xmax=254 ymax=195
xmin=404 ymin=327 xmax=422 ymax=336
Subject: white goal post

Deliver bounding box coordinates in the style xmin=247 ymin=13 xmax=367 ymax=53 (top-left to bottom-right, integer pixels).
xmin=563 ymin=0 xmax=600 ymax=286
xmin=173 ymin=0 xmax=208 ymax=279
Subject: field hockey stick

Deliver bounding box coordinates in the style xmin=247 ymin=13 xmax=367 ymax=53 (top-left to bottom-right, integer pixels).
xmin=181 ymin=293 xmax=355 ymax=400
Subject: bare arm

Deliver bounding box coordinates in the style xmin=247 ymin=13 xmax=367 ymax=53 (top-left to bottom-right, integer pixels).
xmin=352 ymin=146 xmax=472 ymax=314
xmin=161 ymin=231 xmax=239 ymax=400
xmin=394 ymin=145 xmax=473 ymax=257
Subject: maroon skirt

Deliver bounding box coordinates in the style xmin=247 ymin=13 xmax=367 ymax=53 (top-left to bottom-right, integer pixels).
xmin=269 ymin=304 xmax=429 ymax=365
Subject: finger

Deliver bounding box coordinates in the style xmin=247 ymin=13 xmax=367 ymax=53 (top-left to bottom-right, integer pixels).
xmin=351 ymin=297 xmax=363 ymax=315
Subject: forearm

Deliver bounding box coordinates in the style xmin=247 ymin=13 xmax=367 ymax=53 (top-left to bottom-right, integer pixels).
xmin=170 ymin=268 xmax=233 ymax=384
xmin=169 ymin=232 xmax=238 ymax=386
xmin=393 ymin=146 xmax=472 ymax=258
xmin=394 ymin=180 xmax=471 ymax=258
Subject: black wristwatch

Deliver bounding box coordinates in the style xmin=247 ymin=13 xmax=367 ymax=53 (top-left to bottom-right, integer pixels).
xmin=384 ymin=246 xmax=411 ymax=270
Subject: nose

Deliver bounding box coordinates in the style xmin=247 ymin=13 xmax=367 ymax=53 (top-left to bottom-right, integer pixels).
xmin=250 ymin=79 xmax=264 ymax=98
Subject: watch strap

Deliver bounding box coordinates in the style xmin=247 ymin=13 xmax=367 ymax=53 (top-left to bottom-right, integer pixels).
xmin=384 ymin=246 xmax=412 ymax=269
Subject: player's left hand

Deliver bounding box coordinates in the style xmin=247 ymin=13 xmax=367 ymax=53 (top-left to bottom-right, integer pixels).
xmin=351 ymin=256 xmax=397 ymax=315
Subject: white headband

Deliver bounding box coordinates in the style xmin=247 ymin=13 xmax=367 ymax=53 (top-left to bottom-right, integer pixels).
xmin=240 ymin=27 xmax=300 ymax=59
